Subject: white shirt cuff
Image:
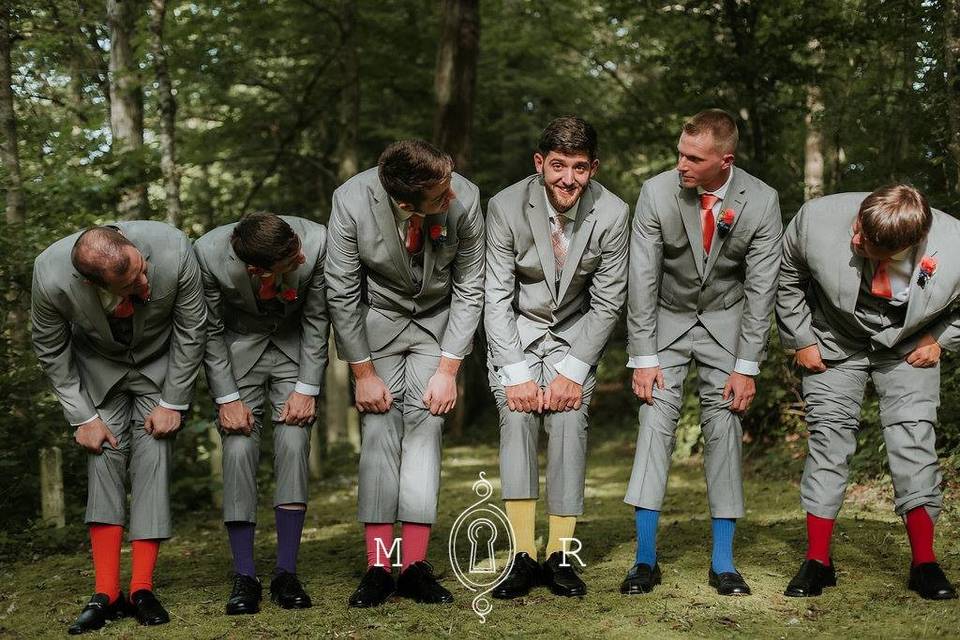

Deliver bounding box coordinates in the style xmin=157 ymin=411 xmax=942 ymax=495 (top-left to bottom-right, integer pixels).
xmin=627 ymin=355 xmax=660 ymax=368
xmin=215 ymin=392 xmax=241 ymax=405
xmin=294 ymin=381 xmax=321 ymax=396
xmin=71 ymin=414 xmax=99 ymax=427
xmin=349 ymin=356 xmax=372 ymax=364
xmin=555 ymin=354 xmax=591 ymax=385
xmin=498 ymin=360 xmax=534 ymax=386
xmin=159 ymin=399 xmax=189 ymax=411
xmin=733 ymin=359 xmax=761 ymax=376
xmin=440 ymin=351 xmax=463 ymax=360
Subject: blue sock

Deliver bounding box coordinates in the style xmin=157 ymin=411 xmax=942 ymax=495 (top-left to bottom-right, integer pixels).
xmin=226 ymin=521 xmax=256 ymax=578
xmin=634 ymin=508 xmax=660 ymax=566
xmin=710 ymin=518 xmax=737 ymax=574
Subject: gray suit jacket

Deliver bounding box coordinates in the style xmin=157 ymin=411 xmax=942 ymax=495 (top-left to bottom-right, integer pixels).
xmin=627 ymin=167 xmax=783 ymax=363
xmin=484 ymin=175 xmax=629 ymax=367
xmin=325 ymin=167 xmax=485 ymax=361
xmin=31 ymin=221 xmax=207 ymax=424
xmin=193 ymin=216 xmax=329 ymax=400
xmin=777 ymin=192 xmax=960 ymax=359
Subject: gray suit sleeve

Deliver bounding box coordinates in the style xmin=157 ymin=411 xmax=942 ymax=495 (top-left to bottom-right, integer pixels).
xmin=325 ymin=189 xmax=371 ymax=362
xmin=568 ymin=203 xmax=630 ymax=365
xmin=736 ymin=190 xmax=783 ymax=362
xmin=626 ymin=182 xmax=664 ymax=358
xmin=775 ymin=204 xmax=818 ymax=351
xmin=161 ymin=234 xmax=207 ymax=406
xmin=30 ymin=269 xmax=98 ymax=425
xmin=439 ymin=190 xmax=485 ymax=357
xmin=197 ymin=248 xmax=239 ymax=400
xmin=928 ymin=306 xmax=960 ymax=351
xmin=483 ymin=198 xmax=526 ymax=367
xmin=297 ymin=229 xmax=330 ymax=387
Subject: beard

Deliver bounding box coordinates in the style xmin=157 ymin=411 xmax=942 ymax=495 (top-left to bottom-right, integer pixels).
xmin=545 ymin=181 xmax=583 ymax=213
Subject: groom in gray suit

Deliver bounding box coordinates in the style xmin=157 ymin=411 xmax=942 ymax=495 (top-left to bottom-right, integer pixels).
xmin=622 ymin=109 xmax=782 ymax=596
xmin=194 ymin=212 xmax=328 ymax=614
xmin=31 ymin=222 xmax=206 ymax=632
xmin=777 ymin=185 xmax=959 ymax=600
xmin=326 ymin=140 xmax=484 ymax=607
xmin=485 ymin=116 xmax=629 ymax=599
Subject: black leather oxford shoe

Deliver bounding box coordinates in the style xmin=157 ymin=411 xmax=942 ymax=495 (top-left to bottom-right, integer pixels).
xmin=542 ymin=551 xmax=586 ymax=597
xmin=620 ymin=562 xmax=662 ymax=595
xmin=348 ymin=566 xmax=395 ymax=608
xmin=709 ymin=568 xmax=751 ymax=595
xmin=270 ymin=570 xmax=312 ymax=609
xmin=784 ymin=559 xmax=836 ymax=597
xmin=67 ymin=591 xmax=127 ymax=635
xmin=225 ymin=573 xmax=262 ymax=615
xmin=492 ymin=552 xmax=541 ymax=599
xmin=129 ymin=589 xmax=170 ymax=626
xmin=396 ymin=561 xmax=453 ymax=604
xmin=908 ymin=562 xmax=958 ymax=600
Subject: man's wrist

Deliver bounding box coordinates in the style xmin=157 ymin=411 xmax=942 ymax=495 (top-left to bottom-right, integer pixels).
xmin=350 ymin=360 xmax=377 ymax=379
xmin=436 ymin=356 xmax=461 ymax=376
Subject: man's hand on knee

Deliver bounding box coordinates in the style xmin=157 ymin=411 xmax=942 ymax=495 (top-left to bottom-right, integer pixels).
xmin=351 ymin=361 xmax=393 ymax=413
xmin=794 ymin=344 xmax=827 ymax=373
xmin=74 ymin=418 xmax=117 ymax=454
xmin=505 ymin=380 xmax=542 ymax=413
xmin=280 ymin=391 xmax=316 ymax=426
xmin=631 ymin=367 xmax=663 ymax=405
xmin=543 ymin=374 xmax=583 ymax=412
xmin=906 ymin=333 xmax=942 ymax=368
xmin=723 ymin=372 xmax=756 ymax=414
xmin=219 ymin=400 xmax=254 ymax=435
xmin=144 ymin=405 xmax=182 ymax=439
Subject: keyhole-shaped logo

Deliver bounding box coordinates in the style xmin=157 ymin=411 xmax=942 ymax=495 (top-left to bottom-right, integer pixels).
xmin=467 ymin=519 xmax=498 ymax=574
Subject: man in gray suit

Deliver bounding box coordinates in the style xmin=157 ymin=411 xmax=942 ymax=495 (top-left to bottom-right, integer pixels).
xmin=777 ymin=185 xmax=959 ymax=600
xmin=622 ymin=109 xmax=782 ymax=596
xmin=485 ymin=116 xmax=629 ymax=599
xmin=194 ymin=212 xmax=328 ymax=615
xmin=326 ymin=140 xmax=484 ymax=607
xmin=31 ymin=222 xmax=206 ymax=633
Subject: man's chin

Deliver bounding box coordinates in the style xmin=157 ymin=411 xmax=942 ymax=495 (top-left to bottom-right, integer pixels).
xmin=548 ymin=189 xmax=580 ymax=212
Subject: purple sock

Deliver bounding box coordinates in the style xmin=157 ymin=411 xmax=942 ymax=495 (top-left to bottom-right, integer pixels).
xmin=226 ymin=521 xmax=256 ymax=578
xmin=275 ymin=507 xmax=306 ymax=575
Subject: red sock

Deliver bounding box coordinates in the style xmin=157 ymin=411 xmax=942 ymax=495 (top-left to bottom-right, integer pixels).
xmin=400 ymin=522 xmax=431 ymax=570
xmin=89 ymin=524 xmax=123 ymax=603
xmin=905 ymin=507 xmax=937 ymax=567
xmin=365 ymin=523 xmax=395 ymax=568
xmin=129 ymin=539 xmax=160 ymax=595
xmin=805 ymin=513 xmax=835 ymax=565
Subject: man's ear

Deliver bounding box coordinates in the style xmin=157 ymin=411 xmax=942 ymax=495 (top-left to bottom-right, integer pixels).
xmin=721 ymin=153 xmax=735 ymax=170
xmin=589 ymin=158 xmax=600 ymax=177
xmin=533 ymin=152 xmax=545 ymax=174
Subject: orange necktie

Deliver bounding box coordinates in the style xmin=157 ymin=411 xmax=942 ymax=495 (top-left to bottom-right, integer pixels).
xmin=870 ymin=259 xmax=893 ymax=299
xmin=405 ymin=215 xmax=424 ymax=254
xmin=700 ymin=193 xmax=719 ymax=255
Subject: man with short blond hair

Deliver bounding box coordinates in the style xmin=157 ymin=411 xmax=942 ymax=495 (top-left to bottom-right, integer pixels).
xmin=777 ymin=184 xmax=960 ymax=600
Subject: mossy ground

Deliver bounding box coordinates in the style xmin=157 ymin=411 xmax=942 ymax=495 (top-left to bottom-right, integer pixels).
xmin=1 ymin=429 xmax=958 ymax=639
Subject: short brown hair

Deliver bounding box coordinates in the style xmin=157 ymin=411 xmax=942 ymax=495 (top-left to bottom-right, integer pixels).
xmin=378 ymin=140 xmax=454 ymax=207
xmin=682 ymin=109 xmax=739 ymax=154
xmin=538 ymin=116 xmax=598 ymax=161
xmin=231 ymin=212 xmax=300 ymax=269
xmin=71 ymin=226 xmax=135 ymax=286
xmin=858 ymin=184 xmax=932 ymax=253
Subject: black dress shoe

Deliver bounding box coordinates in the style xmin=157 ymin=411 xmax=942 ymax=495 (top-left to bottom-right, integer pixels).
xmin=348 ymin=566 xmax=395 ymax=608
xmin=784 ymin=559 xmax=837 ymax=597
xmin=542 ymin=551 xmax=586 ymax=597
xmin=620 ymin=563 xmax=662 ymax=594
xmin=129 ymin=589 xmax=170 ymax=626
xmin=67 ymin=591 xmax=127 ymax=635
xmin=908 ymin=562 xmax=958 ymax=600
xmin=270 ymin=570 xmax=312 ymax=609
xmin=709 ymin=568 xmax=751 ymax=595
xmin=492 ymin=552 xmax=541 ymax=599
xmin=226 ymin=573 xmax=262 ymax=615
xmin=396 ymin=561 xmax=454 ymax=604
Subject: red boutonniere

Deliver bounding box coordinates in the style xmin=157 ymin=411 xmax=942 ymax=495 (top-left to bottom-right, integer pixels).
xmin=717 ymin=208 xmax=736 ymax=238
xmin=248 ymin=267 xmax=298 ymax=303
xmin=917 ymin=255 xmax=938 ymax=288
xmin=429 ymin=223 xmax=447 ymax=248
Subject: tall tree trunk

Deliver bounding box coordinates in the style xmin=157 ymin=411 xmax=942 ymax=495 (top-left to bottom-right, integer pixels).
xmin=946 ymin=0 xmax=960 ymax=193
xmin=107 ymin=0 xmax=147 ymax=218
xmin=804 ymin=40 xmax=825 ymax=200
xmin=432 ymin=0 xmax=479 ymax=172
xmin=149 ymin=0 xmax=181 ymax=227
xmin=0 ymin=8 xmax=25 ymax=224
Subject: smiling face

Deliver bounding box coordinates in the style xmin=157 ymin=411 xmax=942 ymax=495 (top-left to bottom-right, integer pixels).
xmin=676 ymin=132 xmax=734 ymax=191
xmin=533 ymin=150 xmax=598 ymax=213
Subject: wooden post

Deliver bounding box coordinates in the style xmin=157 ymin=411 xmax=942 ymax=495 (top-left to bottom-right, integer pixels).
xmin=39 ymin=447 xmax=65 ymax=528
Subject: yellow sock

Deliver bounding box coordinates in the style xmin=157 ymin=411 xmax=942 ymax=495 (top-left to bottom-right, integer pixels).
xmin=505 ymin=499 xmax=537 ymax=558
xmin=546 ymin=515 xmax=577 ymax=557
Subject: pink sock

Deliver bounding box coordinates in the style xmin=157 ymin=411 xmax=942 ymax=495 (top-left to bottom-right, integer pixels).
xmin=401 ymin=522 xmax=431 ymax=569
xmin=365 ymin=523 xmax=395 ymax=568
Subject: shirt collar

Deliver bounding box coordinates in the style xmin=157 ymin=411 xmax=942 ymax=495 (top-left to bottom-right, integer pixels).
xmin=696 ymin=166 xmax=735 ymax=200
xmin=389 ymin=199 xmax=421 ymax=223
xmin=889 ymin=246 xmax=914 ymax=263
xmin=543 ymin=187 xmax=580 ymax=222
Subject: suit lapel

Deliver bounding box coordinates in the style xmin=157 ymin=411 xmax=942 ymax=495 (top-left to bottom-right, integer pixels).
xmin=898 ymin=235 xmax=935 ymax=339
xmin=417 ymin=212 xmax=446 ymax=297
xmin=70 ymin=275 xmax=114 ymax=344
xmin=227 ymin=250 xmax=260 ymax=314
xmin=839 ymin=223 xmax=864 ymax=314
xmin=677 ymin=188 xmax=705 ymax=279
xmin=703 ymin=174 xmax=746 ymax=280
xmin=557 ymin=183 xmax=598 ymax=302
xmin=527 ymin=185 xmax=558 ymax=302
xmin=130 ymin=242 xmax=152 ymax=344
xmin=371 ymin=183 xmax=414 ymax=288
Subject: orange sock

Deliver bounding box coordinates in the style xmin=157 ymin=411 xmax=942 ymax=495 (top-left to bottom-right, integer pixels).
xmin=89 ymin=524 xmax=123 ymax=603
xmin=130 ymin=539 xmax=160 ymax=595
